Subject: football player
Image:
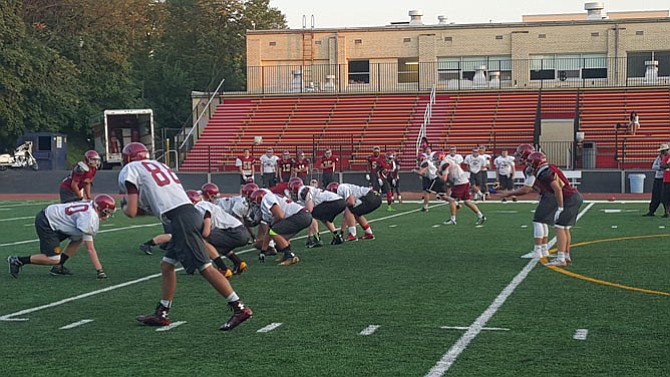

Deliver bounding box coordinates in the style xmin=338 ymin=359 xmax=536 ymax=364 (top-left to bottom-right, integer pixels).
xmin=499 ymin=144 xmax=554 ymax=259
xmin=526 ymin=152 xmax=583 ymax=267
xmin=320 ymin=149 xmax=339 ymax=187
xmin=291 ymin=179 xmax=347 ymax=246
xmin=191 ymin=189 xmax=249 ymax=277
xmin=235 ymin=149 xmax=256 ymax=189
xmin=412 ymin=152 xmax=448 ymax=212
xmin=386 ymin=151 xmax=402 ymax=205
xmin=118 ymin=142 xmax=252 ymax=331
xmin=59 ymin=150 xmax=101 ymax=203
xmin=326 ymin=182 xmax=380 ymax=241
xmin=277 ymin=150 xmax=295 ymax=183
xmin=259 ymin=148 xmax=279 ymax=188
xmin=464 ymin=148 xmax=488 ymax=201
xmin=8 ymin=194 xmax=115 ymax=279
xmin=494 ymin=149 xmax=517 ymax=202
xmin=251 ymin=189 xmax=311 ymax=265
xmin=437 ymin=159 xmax=486 ymax=225
xmin=294 ymin=150 xmax=310 ymax=183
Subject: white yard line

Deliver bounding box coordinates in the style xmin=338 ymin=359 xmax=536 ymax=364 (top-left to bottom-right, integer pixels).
xmin=440 ymin=326 xmax=509 ymax=331
xmin=0 ymin=204 xmax=442 ymax=321
xmin=425 ymin=202 xmax=595 ymax=377
xmin=156 ymin=321 xmax=187 ymax=332
xmin=573 ymin=329 xmax=589 ymax=340
xmin=257 ymin=322 xmax=283 ymax=333
xmin=60 ymin=319 xmax=94 ymax=330
xmin=0 ymin=216 xmax=33 ymax=222
xmin=0 ymin=223 xmax=162 ymax=248
xmin=358 ymin=325 xmax=380 ymax=336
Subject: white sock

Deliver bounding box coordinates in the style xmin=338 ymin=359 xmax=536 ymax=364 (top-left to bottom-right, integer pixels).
xmin=160 ymin=299 xmax=172 ymax=308
xmin=533 ymin=245 xmax=542 ymax=255
xmin=477 ymin=211 xmax=483 ymax=218
xmin=556 ymin=251 xmax=566 ymax=261
xmin=451 ymin=216 xmax=456 ymax=222
xmin=541 ymin=244 xmax=548 ymax=255
xmin=226 ymin=292 xmax=240 ymax=303
xmin=348 ymin=226 xmax=357 ymax=236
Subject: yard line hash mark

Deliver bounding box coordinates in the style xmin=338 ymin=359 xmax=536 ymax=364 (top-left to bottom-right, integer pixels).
xmin=257 ymin=323 xmax=283 ymax=333
xmin=60 ymin=319 xmax=94 ymax=330
xmin=359 ymin=325 xmax=380 ymax=336
xmin=574 ymin=329 xmax=589 ymax=340
xmin=441 ymin=326 xmax=509 ymax=331
xmin=156 ymin=321 xmax=187 ymax=332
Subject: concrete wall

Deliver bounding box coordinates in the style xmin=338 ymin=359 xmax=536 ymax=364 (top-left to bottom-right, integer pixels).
xmin=0 ymin=169 xmax=656 ymax=195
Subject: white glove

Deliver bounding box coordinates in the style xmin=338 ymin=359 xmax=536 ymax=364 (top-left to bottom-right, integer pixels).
xmin=554 ymin=207 xmax=564 ymax=223
xmin=365 ymin=174 xmax=370 ymax=181
xmin=378 ymin=178 xmax=383 ymax=186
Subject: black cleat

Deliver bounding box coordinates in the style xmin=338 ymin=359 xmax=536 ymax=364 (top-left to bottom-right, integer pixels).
xmin=8 ymin=256 xmax=22 ymax=278
xmin=50 ymin=265 xmax=73 ymax=276
xmin=136 ymin=303 xmax=170 ymax=326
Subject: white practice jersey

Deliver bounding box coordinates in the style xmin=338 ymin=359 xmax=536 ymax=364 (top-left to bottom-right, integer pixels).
xmin=481 ymin=153 xmax=492 ymax=170
xmin=260 ymin=192 xmax=304 ymax=224
xmin=337 ymin=183 xmax=372 ymax=200
xmin=464 ymin=154 xmax=487 ymax=174
xmin=297 ymin=186 xmax=341 ymax=206
xmin=218 ymin=195 xmax=250 ymax=220
xmin=260 ymin=154 xmax=279 ymax=173
xmin=195 ymin=201 xmax=243 ymax=230
xmin=440 ymin=160 xmax=469 ymax=186
xmin=118 ymin=160 xmax=190 ymax=217
xmin=418 ymin=159 xmax=438 ymax=180
xmin=45 ymin=201 xmax=99 ymax=241
xmin=523 ymin=168 xmax=536 ymax=187
xmin=494 ymin=155 xmax=515 ymax=177
xmin=445 ymin=153 xmax=464 ymax=165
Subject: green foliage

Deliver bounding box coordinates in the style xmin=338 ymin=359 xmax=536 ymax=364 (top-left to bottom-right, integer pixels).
xmin=0 ymin=0 xmax=286 ymax=153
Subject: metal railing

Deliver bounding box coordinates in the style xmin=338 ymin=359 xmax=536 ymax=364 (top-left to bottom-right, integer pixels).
xmin=243 ymin=58 xmax=670 ymax=95
xmin=416 ymin=86 xmax=436 ymax=157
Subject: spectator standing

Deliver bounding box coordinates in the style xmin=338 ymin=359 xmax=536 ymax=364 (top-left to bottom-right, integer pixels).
xmin=644 ymin=143 xmax=669 ymax=216
xmin=320 ymin=149 xmax=339 ymax=187
xmin=464 ymin=148 xmax=487 ymax=201
xmin=235 ymin=149 xmax=256 ymax=187
xmin=494 ymin=149 xmax=517 ymax=202
xmin=294 ymin=151 xmax=310 ymax=183
xmin=260 ymin=148 xmax=279 ymax=188
xmin=277 ymin=150 xmax=295 ymax=183
xmin=660 ymin=148 xmax=670 ymax=218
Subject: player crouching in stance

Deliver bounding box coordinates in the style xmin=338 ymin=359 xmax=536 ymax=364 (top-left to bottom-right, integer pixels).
xmin=194 ymin=185 xmax=249 ymax=276
xmin=437 ymin=158 xmax=486 ymax=225
xmin=8 ymin=194 xmax=115 ymax=279
xmin=251 ymin=189 xmax=311 ymax=265
xmin=291 ymin=179 xmax=347 ymax=245
xmin=118 ymin=142 xmax=251 ymax=331
xmin=413 ymin=152 xmax=448 ymax=212
xmin=526 ymin=152 xmax=583 ymax=267
xmin=326 ymin=182 xmax=380 ymax=241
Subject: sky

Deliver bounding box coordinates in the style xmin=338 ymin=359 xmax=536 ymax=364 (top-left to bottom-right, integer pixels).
xmin=268 ymin=0 xmax=669 ymax=29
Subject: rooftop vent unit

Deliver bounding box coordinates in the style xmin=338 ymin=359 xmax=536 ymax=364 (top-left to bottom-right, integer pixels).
xmin=584 ymin=2 xmax=607 ymax=20
xmin=437 ymin=15 xmax=448 ymax=25
xmin=409 ymin=10 xmax=424 ymax=25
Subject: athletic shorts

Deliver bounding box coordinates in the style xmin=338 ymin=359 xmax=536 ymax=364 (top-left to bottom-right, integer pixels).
xmin=162 ymin=204 xmax=210 ymax=271
xmin=206 ymin=226 xmax=250 ymax=254
xmin=469 ymin=171 xmax=487 ymax=188
xmin=312 ymin=199 xmax=347 ymax=223
xmin=499 ymin=174 xmax=514 ymax=190
xmin=35 ymin=210 xmax=69 ymax=257
xmin=321 ymin=172 xmax=335 ymax=187
xmin=449 ymin=183 xmax=471 ymax=201
xmin=555 ymin=192 xmax=583 ymax=228
xmin=270 ymin=210 xmax=312 ymax=240
xmin=350 ymin=191 xmax=382 ymax=217
xmin=59 ymin=188 xmax=82 ymax=204
xmin=533 ymin=193 xmax=558 ymax=224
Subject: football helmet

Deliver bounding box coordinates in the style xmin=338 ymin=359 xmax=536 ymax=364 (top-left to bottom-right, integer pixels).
xmin=242 ymin=183 xmax=259 ymax=199
xmin=324 ymin=149 xmax=332 ymax=157
xmin=386 ymin=151 xmax=395 ymax=160
xmin=434 ymin=151 xmax=445 ymax=161
xmin=527 ymin=152 xmax=547 ymax=172
xmin=298 ymin=186 xmax=310 ymax=201
xmin=186 ymin=190 xmax=202 ymax=204
xmin=515 ymin=144 xmax=535 ymax=163
xmin=326 ymin=181 xmax=339 ymax=193
xmin=122 ymin=142 xmax=149 ymax=165
xmin=201 ymin=183 xmax=220 ymax=201
xmin=93 ymin=194 xmax=116 ymax=219
xmin=84 ymin=150 xmax=101 ymax=168
xmin=289 ymin=178 xmax=304 ymax=195
xmin=250 ymin=189 xmax=267 ymax=204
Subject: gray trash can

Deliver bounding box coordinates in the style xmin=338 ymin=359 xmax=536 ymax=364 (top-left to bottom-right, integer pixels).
xmin=582 ymin=142 xmax=596 ymax=169
xmin=629 ymin=174 xmax=645 ymax=193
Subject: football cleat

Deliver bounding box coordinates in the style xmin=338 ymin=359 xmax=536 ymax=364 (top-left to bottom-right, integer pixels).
xmin=565 ymin=253 xmax=572 ymax=263
xmin=218 ymin=267 xmax=233 ymax=279
xmin=220 ymin=301 xmax=253 ymax=331
xmin=331 ymin=234 xmax=344 ymax=245
xmin=544 ymin=259 xmax=567 ymax=267
xmin=232 ymin=261 xmax=248 ymax=275
xmin=278 ymin=253 xmax=300 ymax=266
xmin=139 ymin=243 xmax=153 ymax=255
xmin=344 ymin=234 xmax=358 ymax=242
xmin=314 ymin=239 xmax=324 ymax=247
xmin=386 ymin=206 xmax=396 ymax=212
xmin=476 ymin=216 xmax=487 ymax=225
xmin=50 ymin=265 xmax=73 ymax=276
xmin=8 ymin=256 xmax=22 ymax=278
xmin=443 ymin=219 xmax=457 ymax=225
xmin=136 ymin=304 xmax=170 ymax=326
xmin=96 ymin=270 xmax=108 ymax=279
xmin=305 ymin=239 xmax=316 ymax=248
xmin=420 ymin=207 xmax=429 ymax=212
xmin=360 ymin=233 xmax=375 ymax=240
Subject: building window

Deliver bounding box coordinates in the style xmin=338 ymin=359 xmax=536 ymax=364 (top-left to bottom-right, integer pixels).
xmin=403 ymin=38 xmax=411 ymax=43
xmin=627 ymin=51 xmax=670 ymax=78
xmin=438 ymin=56 xmax=511 ymax=81
xmin=354 ymin=39 xmax=362 ymax=44
xmin=444 ymin=36 xmax=453 ymax=42
xmin=530 ymin=53 xmax=607 ymax=81
xmin=315 ymin=40 xmax=321 ymax=45
xmin=269 ymin=41 xmax=276 ymax=46
xmin=590 ymin=32 xmax=600 ymax=37
xmin=538 ymin=34 xmax=546 ymax=39
xmin=495 ymin=35 xmax=503 ymax=40
xmin=635 ymin=31 xmax=644 ymax=36
xmin=398 ymin=58 xmax=419 ymax=83
xmin=348 ymin=60 xmax=370 ymax=84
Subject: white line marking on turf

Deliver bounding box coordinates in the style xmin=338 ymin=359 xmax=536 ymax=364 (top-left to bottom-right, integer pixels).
xmin=441 ymin=326 xmax=509 ymax=331
xmin=425 ymin=202 xmax=595 ymax=377
xmin=432 ymin=224 xmax=440 ymax=228
xmin=359 ymin=325 xmax=380 ymax=336
xmin=0 ymin=216 xmax=33 ymax=222
xmin=660 ymin=226 xmax=666 ymax=229
xmin=0 ymin=205 xmax=443 ymax=321
xmin=389 ymin=224 xmax=397 ymax=228
xmin=60 ymin=319 xmax=94 ymax=330
xmin=521 ymin=225 xmax=528 ymax=228
xmin=573 ymin=329 xmax=589 ymax=340
xmin=257 ymin=322 xmax=283 ymax=333
xmin=611 ymin=225 xmax=618 ymax=229
xmin=0 ymin=223 xmax=162 ymax=248
xmin=156 ymin=321 xmax=187 ymax=332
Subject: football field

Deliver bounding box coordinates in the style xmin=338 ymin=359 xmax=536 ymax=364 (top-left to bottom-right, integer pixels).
xmin=0 ymin=199 xmax=668 ymax=376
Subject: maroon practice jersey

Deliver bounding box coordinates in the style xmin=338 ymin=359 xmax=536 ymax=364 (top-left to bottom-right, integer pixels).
xmin=295 ymin=158 xmax=310 ymax=179
xmin=278 ymin=158 xmax=294 ymax=177
xmin=320 ymin=155 xmax=338 ymax=173
xmin=534 ymin=164 xmax=579 ymax=198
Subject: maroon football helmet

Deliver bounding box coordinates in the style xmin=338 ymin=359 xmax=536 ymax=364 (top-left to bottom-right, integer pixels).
xmin=93 ymin=194 xmax=116 ymax=219
xmin=84 ymin=150 xmax=101 ymax=168
xmin=122 ymin=142 xmax=149 ymax=165
xmin=326 ymin=181 xmax=339 ymax=193
xmin=527 ymin=152 xmax=547 ymax=172
xmin=242 ymin=183 xmax=259 ymax=199
xmin=186 ymin=190 xmax=202 ymax=204
xmin=515 ymin=144 xmax=535 ymax=163
xmin=289 ymin=178 xmax=304 ymax=195
xmin=250 ymin=189 xmax=267 ymax=204
xmin=201 ymin=183 xmax=220 ymax=201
